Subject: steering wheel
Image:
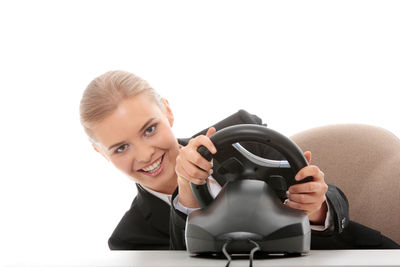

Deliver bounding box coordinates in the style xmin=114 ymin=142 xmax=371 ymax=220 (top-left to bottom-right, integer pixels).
xmin=190 ymin=124 xmax=311 ymax=208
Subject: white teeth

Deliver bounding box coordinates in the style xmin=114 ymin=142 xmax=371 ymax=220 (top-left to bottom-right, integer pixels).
xmin=142 ymin=157 xmax=162 ymax=172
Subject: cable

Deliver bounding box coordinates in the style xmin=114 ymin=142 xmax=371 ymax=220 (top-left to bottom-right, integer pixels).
xmin=222 ymin=241 xmax=232 ymax=267
xmin=248 ymin=240 xmax=261 ymax=267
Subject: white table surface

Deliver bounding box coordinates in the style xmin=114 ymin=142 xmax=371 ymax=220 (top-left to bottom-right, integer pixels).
xmin=7 ymin=250 xmax=400 ymax=267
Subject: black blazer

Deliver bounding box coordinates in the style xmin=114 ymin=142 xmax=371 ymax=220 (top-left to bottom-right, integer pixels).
xmin=108 ymin=184 xmax=170 ymax=250
xmin=109 ymin=110 xmax=399 ymax=250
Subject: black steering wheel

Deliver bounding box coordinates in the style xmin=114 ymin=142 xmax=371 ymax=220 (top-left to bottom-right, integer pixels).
xmin=190 ymin=124 xmax=311 ymax=208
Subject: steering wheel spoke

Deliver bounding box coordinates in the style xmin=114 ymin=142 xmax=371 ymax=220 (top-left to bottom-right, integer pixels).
xmin=192 ymin=124 xmax=308 ymax=208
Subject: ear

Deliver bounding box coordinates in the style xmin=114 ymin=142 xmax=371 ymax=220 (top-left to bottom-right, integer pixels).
xmin=162 ymin=98 xmax=174 ymax=127
xmin=92 ymin=143 xmax=110 ymax=161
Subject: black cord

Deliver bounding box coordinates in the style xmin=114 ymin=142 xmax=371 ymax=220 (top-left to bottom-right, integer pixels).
xmin=248 ymin=240 xmax=261 ymax=267
xmin=222 ymin=241 xmax=232 ymax=267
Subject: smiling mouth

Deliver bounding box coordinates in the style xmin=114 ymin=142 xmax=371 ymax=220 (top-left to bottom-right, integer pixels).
xmin=138 ymin=154 xmax=165 ymax=175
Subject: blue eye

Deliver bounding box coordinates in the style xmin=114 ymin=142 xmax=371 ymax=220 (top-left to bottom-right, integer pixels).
xmin=145 ymin=125 xmax=157 ymax=135
xmin=115 ymin=144 xmax=129 ymax=154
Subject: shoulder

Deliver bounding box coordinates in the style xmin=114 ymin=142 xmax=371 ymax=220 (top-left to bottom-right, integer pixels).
xmin=108 ymin=185 xmax=171 ymax=250
xmin=200 ymin=109 xmax=264 ymax=134
xmin=179 ymin=110 xmax=265 ymax=140
xmin=108 ymin=193 xmax=145 ymax=242
xmin=110 ymin=185 xmax=161 ymax=234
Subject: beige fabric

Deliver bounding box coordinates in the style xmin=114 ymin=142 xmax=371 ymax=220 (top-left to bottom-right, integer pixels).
xmin=290 ymin=124 xmax=400 ymax=244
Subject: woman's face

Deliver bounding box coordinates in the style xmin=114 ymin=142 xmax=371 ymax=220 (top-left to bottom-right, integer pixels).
xmin=91 ymin=93 xmax=180 ymax=194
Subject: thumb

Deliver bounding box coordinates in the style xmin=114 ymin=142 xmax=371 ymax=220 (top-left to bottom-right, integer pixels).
xmin=206 ymin=127 xmax=216 ymax=137
xmin=304 ymin=151 xmax=312 ymax=164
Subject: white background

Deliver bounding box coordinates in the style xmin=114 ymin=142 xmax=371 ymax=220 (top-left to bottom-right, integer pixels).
xmin=1 ymin=0 xmax=399 ymax=265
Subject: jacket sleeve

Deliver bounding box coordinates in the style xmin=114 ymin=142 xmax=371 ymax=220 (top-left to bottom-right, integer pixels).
xmin=169 ymin=188 xmax=188 ymax=250
xmin=325 ymin=183 xmax=350 ymax=234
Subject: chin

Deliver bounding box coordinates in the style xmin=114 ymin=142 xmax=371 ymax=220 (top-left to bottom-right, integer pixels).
xmin=136 ymin=169 xmax=176 ymax=193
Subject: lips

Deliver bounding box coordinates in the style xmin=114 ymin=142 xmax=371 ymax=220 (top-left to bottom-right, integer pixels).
xmin=137 ymin=154 xmax=165 ymax=177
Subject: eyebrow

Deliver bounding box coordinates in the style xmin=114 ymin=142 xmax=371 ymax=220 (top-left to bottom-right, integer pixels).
xmin=107 ymin=118 xmax=156 ymax=152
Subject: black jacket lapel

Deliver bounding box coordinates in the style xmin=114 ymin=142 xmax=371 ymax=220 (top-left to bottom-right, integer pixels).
xmin=136 ymin=184 xmax=170 ymax=235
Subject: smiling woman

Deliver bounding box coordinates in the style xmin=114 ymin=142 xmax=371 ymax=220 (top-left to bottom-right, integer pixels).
xmin=79 ymin=71 xmax=183 ymax=249
xmin=79 ymin=70 xmax=399 ymax=252
xmin=2 ymin=1 xmax=400 ymax=264
xmin=80 ymin=71 xmax=180 ymax=195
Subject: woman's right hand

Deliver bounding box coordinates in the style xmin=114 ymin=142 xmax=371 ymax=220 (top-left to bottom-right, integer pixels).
xmin=175 ymin=127 xmax=217 ymax=208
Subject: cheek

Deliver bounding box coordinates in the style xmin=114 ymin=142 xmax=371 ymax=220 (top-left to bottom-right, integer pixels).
xmin=110 ymin=156 xmax=132 ymax=174
xmin=155 ymin=126 xmax=177 ymax=149
xmin=154 ymin=129 xmax=179 ymax=157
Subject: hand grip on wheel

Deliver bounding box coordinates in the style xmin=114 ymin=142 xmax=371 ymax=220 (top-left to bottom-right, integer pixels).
xmin=197 ymin=145 xmax=213 ymax=161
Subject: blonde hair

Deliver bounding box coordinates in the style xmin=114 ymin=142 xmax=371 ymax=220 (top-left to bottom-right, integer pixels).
xmin=79 ymin=70 xmax=163 ymax=141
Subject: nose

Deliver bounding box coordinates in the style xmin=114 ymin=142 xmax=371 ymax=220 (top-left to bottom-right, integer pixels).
xmin=134 ymin=142 xmax=155 ymax=164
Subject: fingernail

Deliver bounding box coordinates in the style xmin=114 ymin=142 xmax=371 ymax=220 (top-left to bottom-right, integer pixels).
xmin=286 ymin=191 xmax=289 ymax=197
xmin=284 ymin=199 xmax=289 ymax=205
xmin=209 ymin=169 xmax=213 ymax=175
xmin=295 ymin=174 xmax=301 ymax=181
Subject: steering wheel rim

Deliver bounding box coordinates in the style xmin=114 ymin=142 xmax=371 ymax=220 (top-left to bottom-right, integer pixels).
xmin=190 ymin=124 xmax=310 ymax=208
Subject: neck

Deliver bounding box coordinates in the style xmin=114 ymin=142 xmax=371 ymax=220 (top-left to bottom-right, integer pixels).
xmin=165 ymin=174 xmax=178 ymax=194
xmin=147 ymin=175 xmax=178 ymax=195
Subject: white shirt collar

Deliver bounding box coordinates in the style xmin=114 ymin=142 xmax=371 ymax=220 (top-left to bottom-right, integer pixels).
xmin=141 ymin=185 xmax=172 ymax=206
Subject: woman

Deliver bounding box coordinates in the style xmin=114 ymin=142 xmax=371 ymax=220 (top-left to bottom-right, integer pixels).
xmin=79 ymin=70 xmax=398 ymax=250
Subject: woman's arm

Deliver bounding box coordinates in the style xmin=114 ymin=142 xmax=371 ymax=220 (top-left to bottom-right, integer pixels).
xmin=174 ymin=127 xmax=217 ymax=207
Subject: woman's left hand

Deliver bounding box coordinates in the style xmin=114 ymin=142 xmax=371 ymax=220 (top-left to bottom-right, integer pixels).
xmin=285 ymin=151 xmax=329 ymax=225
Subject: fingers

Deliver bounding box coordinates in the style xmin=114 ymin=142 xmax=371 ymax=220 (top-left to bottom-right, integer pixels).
xmin=186 ymin=144 xmax=214 ymax=171
xmin=285 ymin=185 xmax=327 ymax=214
xmin=304 ymin=151 xmax=311 ymax=164
xmin=175 ymin=127 xmax=217 ymax=185
xmin=284 ymin=198 xmax=326 ymax=213
xmin=286 ymin=163 xmax=328 ymax=217
xmin=206 ymin=127 xmax=216 ymax=137
xmin=294 ymin=164 xmax=324 ymax=182
xmin=287 ymin=182 xmax=327 ymax=212
xmin=286 ymin=191 xmax=323 ymax=204
xmin=189 ymin=130 xmax=217 ymax=155
xmin=288 ymin=180 xmax=328 ymax=194
xmin=175 ymin=154 xmax=212 ymax=185
xmin=286 ymin=188 xmax=327 ymax=208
